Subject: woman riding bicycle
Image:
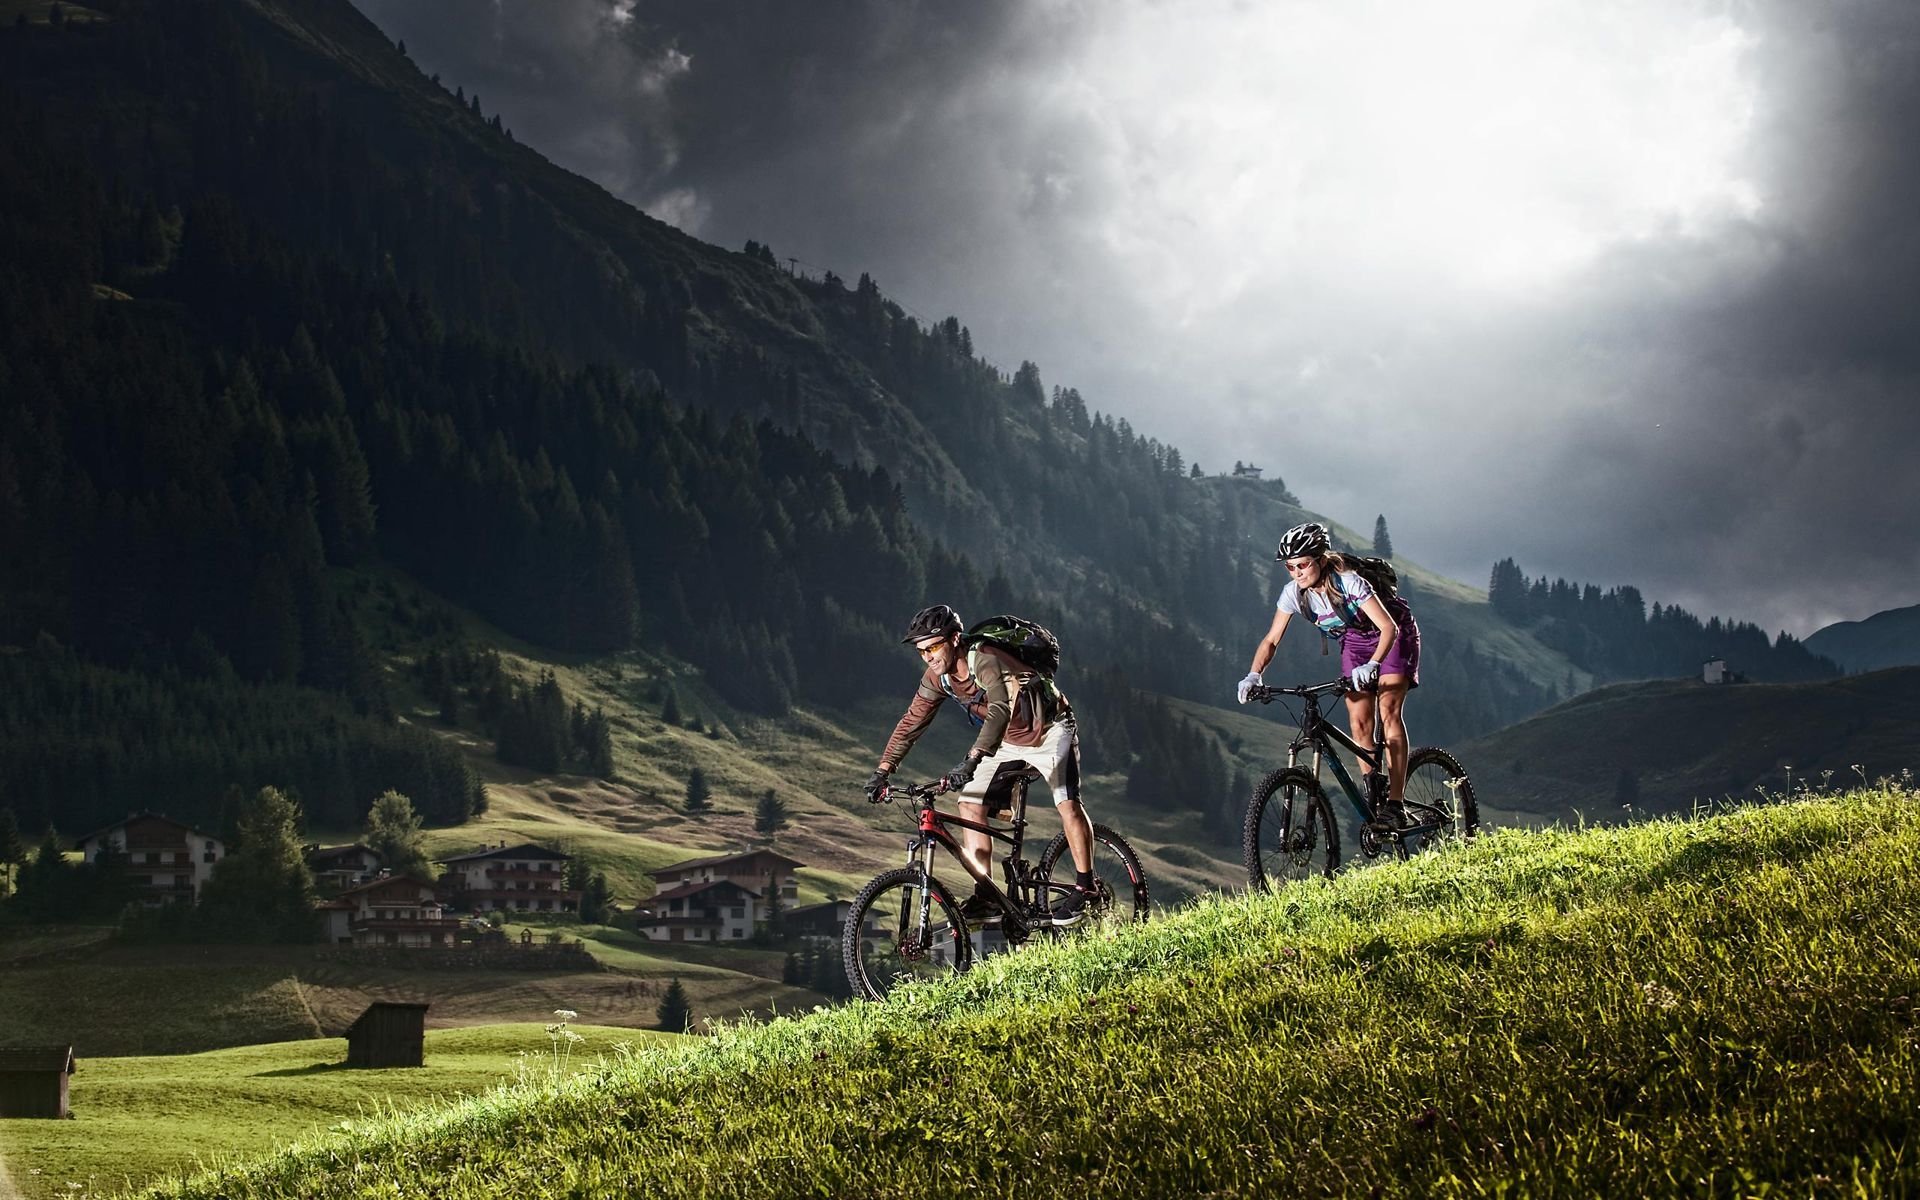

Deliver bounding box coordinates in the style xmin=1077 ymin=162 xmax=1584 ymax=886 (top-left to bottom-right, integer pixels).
xmin=1236 ymin=522 xmax=1422 ymax=815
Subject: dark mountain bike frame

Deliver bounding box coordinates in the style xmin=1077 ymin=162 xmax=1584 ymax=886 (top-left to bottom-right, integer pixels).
xmin=887 ymin=771 xmax=1091 ymax=940
xmin=1250 ymin=678 xmax=1449 ymax=856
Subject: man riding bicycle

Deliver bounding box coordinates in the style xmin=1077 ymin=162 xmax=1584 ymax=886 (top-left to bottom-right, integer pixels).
xmin=867 ymin=604 xmax=1101 ymax=920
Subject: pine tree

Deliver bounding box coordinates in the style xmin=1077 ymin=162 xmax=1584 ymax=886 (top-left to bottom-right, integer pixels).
xmin=17 ymin=830 xmax=71 ymax=921
xmin=683 ymin=768 xmax=712 ymax=813
xmin=657 ymin=978 xmax=692 ymax=1032
xmin=198 ymin=786 xmax=318 ymax=942
xmin=584 ymin=707 xmax=614 ymax=778
xmin=753 ymin=788 xmax=788 ymax=835
xmin=1373 ymin=515 xmax=1394 ymax=558
xmin=660 ymin=689 xmax=681 ymax=726
xmin=781 ymin=950 xmax=802 ymax=985
xmin=570 ymin=862 xmax=611 ymax=924
xmin=364 ymin=789 xmax=427 ymax=877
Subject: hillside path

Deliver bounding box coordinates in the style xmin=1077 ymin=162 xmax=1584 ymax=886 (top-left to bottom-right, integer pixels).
xmin=0 ymin=1143 xmax=20 ymax=1200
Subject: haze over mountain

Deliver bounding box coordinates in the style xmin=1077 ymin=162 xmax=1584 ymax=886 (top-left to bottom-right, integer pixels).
xmin=360 ymin=0 xmax=1920 ymax=638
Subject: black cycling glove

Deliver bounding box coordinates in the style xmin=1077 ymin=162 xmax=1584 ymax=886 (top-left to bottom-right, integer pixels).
xmin=864 ymin=769 xmax=891 ymax=803
xmin=943 ymin=755 xmax=980 ymax=793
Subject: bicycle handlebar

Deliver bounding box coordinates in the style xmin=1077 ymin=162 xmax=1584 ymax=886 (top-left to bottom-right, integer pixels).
xmin=866 ymin=779 xmax=949 ymax=805
xmin=1247 ymin=678 xmax=1352 ymax=704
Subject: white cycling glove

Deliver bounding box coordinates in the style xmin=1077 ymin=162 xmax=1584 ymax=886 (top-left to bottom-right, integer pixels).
xmin=1349 ymin=661 xmax=1381 ymax=691
xmin=1236 ymin=671 xmax=1263 ymax=704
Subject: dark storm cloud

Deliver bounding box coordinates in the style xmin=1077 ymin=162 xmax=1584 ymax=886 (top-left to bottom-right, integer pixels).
xmin=357 ymin=0 xmax=1920 ymax=636
xmin=1480 ymin=0 xmax=1920 ymax=633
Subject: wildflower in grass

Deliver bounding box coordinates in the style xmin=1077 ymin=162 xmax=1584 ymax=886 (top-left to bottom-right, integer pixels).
xmin=542 ymin=1008 xmax=585 ymax=1079
xmin=1640 ymin=981 xmax=1680 ymax=1010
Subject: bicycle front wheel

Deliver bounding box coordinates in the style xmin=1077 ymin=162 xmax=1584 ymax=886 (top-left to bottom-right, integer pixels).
xmin=842 ymin=866 xmax=973 ymax=1002
xmin=1244 ymin=767 xmax=1341 ymax=890
xmin=1401 ymin=746 xmax=1480 ymax=852
xmin=1038 ymin=822 xmax=1151 ymax=924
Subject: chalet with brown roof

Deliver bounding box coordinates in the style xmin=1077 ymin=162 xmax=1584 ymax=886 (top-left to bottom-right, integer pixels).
xmin=318 ymin=874 xmax=459 ymax=947
xmin=304 ymin=843 xmax=385 ymax=896
xmin=0 ymin=1045 xmax=76 ymax=1119
xmin=437 ymin=842 xmax=580 ymax=914
xmin=653 ymin=848 xmax=802 ymax=902
xmin=72 ymin=812 xmax=224 ymax=906
xmin=636 ymin=848 xmax=803 ymax=943
xmin=639 ymin=878 xmax=761 ymax=942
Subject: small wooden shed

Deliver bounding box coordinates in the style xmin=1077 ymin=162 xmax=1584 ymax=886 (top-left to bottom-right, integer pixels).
xmin=0 ymin=1045 xmax=77 ymax=1118
xmin=345 ymin=1002 xmax=429 ymax=1069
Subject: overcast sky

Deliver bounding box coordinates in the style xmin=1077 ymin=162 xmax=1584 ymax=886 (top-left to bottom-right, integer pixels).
xmin=361 ymin=0 xmax=1920 ymax=637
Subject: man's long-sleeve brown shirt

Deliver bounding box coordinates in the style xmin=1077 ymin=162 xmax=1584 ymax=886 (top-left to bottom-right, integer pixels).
xmin=880 ymin=646 xmax=1054 ymax=769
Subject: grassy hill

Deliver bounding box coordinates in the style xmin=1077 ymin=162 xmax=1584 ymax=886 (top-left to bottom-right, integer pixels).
xmin=1457 ymin=666 xmax=1920 ymax=825
xmin=0 ymin=1023 xmax=681 ymax=1200
xmin=352 ymin=567 xmax=1258 ymax=910
xmin=128 ymin=786 xmax=1920 ymax=1199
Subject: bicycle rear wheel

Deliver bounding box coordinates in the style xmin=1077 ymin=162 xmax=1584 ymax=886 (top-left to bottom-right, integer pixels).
xmin=1038 ymin=823 xmax=1151 ymax=924
xmin=842 ymin=866 xmax=973 ymax=1002
xmin=1244 ymin=767 xmax=1341 ymax=890
xmin=1400 ymin=746 xmax=1479 ymax=852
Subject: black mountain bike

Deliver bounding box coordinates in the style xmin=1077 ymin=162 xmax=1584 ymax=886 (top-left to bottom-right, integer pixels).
xmin=843 ymin=770 xmax=1150 ymax=1001
xmin=1243 ymin=678 xmax=1479 ymax=889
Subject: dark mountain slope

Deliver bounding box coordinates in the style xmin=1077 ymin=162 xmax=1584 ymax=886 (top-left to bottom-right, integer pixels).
xmin=1459 ymin=666 xmax=1920 ymax=823
xmin=1806 ymin=604 xmax=1920 ymax=673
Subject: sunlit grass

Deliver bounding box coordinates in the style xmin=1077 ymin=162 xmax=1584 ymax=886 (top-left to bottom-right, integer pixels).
xmin=0 ymin=1023 xmax=684 ymax=1200
xmin=128 ymin=786 xmax=1920 ymax=1198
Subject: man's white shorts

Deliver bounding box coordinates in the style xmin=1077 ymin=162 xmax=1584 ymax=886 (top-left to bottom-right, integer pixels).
xmin=957 ymin=717 xmax=1081 ymax=809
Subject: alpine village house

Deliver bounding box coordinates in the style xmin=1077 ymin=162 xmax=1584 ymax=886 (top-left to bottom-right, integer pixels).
xmin=73 ymin=812 xmax=225 ymax=906
xmin=638 ymin=849 xmax=802 ymax=943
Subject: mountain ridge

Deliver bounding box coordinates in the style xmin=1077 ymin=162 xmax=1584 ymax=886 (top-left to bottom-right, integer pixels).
xmin=1805 ymin=602 xmax=1920 ymax=673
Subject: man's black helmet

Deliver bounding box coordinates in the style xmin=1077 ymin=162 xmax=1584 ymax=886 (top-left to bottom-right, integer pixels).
xmin=1275 ymin=521 xmax=1332 ymax=561
xmin=901 ymin=604 xmax=964 ymax=644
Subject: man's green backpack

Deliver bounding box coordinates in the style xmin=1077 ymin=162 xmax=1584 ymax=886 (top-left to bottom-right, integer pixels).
xmin=961 ymin=615 xmax=1061 ymax=677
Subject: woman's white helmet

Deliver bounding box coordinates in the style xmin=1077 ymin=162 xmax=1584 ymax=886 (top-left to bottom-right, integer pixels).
xmin=1275 ymin=522 xmax=1331 ymax=561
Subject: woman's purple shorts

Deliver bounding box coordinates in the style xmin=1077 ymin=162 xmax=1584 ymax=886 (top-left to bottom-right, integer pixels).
xmin=1341 ymin=595 xmax=1420 ymax=688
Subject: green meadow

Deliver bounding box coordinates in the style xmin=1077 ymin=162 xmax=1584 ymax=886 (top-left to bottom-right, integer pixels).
xmin=0 ymin=1024 xmax=683 ymax=1200
xmin=123 ymin=785 xmax=1918 ymax=1198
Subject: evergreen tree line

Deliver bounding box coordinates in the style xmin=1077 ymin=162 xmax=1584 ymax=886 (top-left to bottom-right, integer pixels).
xmin=0 ymin=640 xmax=484 ymax=836
xmin=414 ymin=643 xmax=610 ymax=776
xmin=491 ymin=670 xmax=615 ymax=778
xmin=1487 ymin=558 xmax=1838 ymax=684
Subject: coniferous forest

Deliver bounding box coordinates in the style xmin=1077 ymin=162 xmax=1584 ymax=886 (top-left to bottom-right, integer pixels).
xmin=0 ymin=1 xmax=1833 ymax=850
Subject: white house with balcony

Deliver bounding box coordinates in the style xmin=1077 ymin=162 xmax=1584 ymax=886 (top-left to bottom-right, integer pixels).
xmin=436 ymin=842 xmax=580 ymax=914
xmin=635 ymin=848 xmax=804 ymax=942
xmin=318 ymin=874 xmax=460 ymax=947
xmin=652 ymin=848 xmax=801 ymax=902
xmin=637 ymin=878 xmax=762 ymax=942
xmin=72 ymin=812 xmax=225 ymax=906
